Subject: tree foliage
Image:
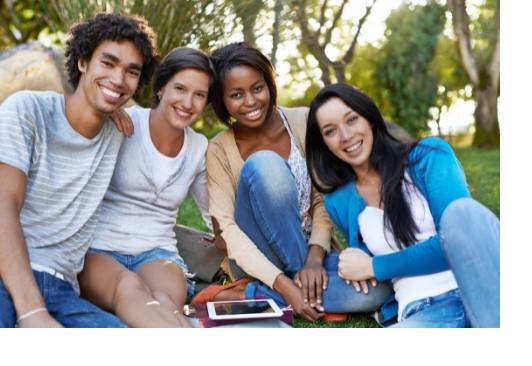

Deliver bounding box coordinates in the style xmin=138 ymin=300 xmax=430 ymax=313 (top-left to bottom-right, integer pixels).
xmin=0 ymin=0 xmax=55 ymax=49
xmin=375 ymin=1 xmax=446 ymax=135
xmin=43 ymin=0 xmax=229 ymax=52
xmin=289 ymin=0 xmax=376 ymax=85
xmin=346 ymin=43 xmax=382 ymax=107
xmin=429 ymin=34 xmax=469 ymax=135
xmin=1 ymin=0 xmax=500 ymax=142
xmin=41 ymin=0 xmax=229 ymax=109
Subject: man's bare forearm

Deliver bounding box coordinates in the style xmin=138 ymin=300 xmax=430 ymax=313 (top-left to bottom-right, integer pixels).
xmin=0 ymin=194 xmax=45 ymax=316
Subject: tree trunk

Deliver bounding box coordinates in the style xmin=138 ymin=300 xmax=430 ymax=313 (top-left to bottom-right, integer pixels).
xmin=232 ymin=0 xmax=264 ymax=48
xmin=292 ymin=0 xmax=374 ymax=86
xmin=242 ymin=23 xmax=256 ymax=47
xmin=434 ymin=106 xmax=443 ymax=137
xmin=448 ymin=0 xmax=499 ymax=147
xmin=271 ymin=0 xmax=283 ymax=68
xmin=333 ymin=62 xmax=346 ymax=84
xmin=472 ymin=86 xmax=499 ymax=147
xmin=319 ymin=65 xmax=332 ymax=85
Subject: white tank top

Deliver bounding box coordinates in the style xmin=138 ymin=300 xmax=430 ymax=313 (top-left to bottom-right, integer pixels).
xmin=358 ymin=174 xmax=458 ymax=320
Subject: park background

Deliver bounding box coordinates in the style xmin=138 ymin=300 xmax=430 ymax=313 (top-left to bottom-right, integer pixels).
xmin=0 ymin=0 xmax=499 ymax=328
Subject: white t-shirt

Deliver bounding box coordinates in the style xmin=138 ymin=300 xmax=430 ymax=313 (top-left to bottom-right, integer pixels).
xmin=91 ymin=107 xmax=211 ymax=255
xmin=358 ymin=174 xmax=458 ymax=320
xmin=140 ymin=111 xmax=187 ymax=189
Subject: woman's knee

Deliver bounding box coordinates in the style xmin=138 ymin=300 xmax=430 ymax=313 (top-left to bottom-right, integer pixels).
xmin=240 ymin=151 xmax=295 ymax=196
xmin=440 ymin=197 xmax=499 ymax=247
xmin=112 ymin=271 xmax=151 ymax=306
xmin=151 ymin=289 xmax=182 ymax=311
xmin=245 ymin=150 xmax=285 ymax=171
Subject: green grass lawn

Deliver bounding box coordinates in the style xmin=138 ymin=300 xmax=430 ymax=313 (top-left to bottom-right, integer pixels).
xmin=455 ymin=147 xmax=500 ymax=217
xmin=176 ymin=146 xmax=500 ymax=328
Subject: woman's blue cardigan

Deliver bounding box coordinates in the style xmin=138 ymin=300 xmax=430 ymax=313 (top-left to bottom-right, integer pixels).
xmin=324 ymin=137 xmax=471 ymax=281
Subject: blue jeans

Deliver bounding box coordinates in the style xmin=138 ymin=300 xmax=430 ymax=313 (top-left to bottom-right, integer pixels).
xmin=88 ymin=247 xmax=195 ymax=299
xmin=390 ymin=197 xmax=499 ymax=328
xmin=390 ymin=288 xmax=469 ymax=328
xmin=232 ymin=151 xmax=392 ymax=313
xmin=0 ymin=271 xmax=126 ymax=328
xmin=439 ymin=197 xmax=500 ymax=328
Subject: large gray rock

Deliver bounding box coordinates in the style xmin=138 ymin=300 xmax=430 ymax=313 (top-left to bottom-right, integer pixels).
xmin=385 ymin=120 xmax=414 ymax=143
xmin=0 ymin=41 xmax=72 ymax=104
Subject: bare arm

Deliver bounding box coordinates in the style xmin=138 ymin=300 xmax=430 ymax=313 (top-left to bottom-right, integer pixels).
xmin=0 ymin=163 xmax=61 ymax=327
xmin=189 ymin=161 xmax=212 ymax=231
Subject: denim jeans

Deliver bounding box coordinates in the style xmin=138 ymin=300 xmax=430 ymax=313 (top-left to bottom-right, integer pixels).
xmin=0 ymin=270 xmax=126 ymax=328
xmin=439 ymin=197 xmax=500 ymax=328
xmin=232 ymin=151 xmax=392 ymax=314
xmin=390 ymin=288 xmax=469 ymax=328
xmin=389 ymin=197 xmax=499 ymax=328
xmin=88 ymin=247 xmax=195 ymax=299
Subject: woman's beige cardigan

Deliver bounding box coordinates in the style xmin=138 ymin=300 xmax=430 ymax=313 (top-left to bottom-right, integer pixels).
xmin=206 ymin=106 xmax=333 ymax=288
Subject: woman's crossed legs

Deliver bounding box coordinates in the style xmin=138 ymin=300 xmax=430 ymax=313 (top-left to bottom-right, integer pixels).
xmin=79 ymin=248 xmax=191 ymax=327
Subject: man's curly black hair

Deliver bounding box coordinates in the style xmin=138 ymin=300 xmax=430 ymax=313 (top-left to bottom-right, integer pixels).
xmin=65 ymin=13 xmax=159 ymax=90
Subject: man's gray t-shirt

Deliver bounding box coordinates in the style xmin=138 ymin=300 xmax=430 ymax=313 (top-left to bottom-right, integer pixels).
xmin=0 ymin=91 xmax=123 ymax=286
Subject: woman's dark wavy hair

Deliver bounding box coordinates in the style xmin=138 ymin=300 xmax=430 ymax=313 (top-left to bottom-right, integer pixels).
xmin=152 ymin=47 xmax=215 ymax=106
xmin=65 ymin=12 xmax=159 ymax=90
xmin=209 ymin=42 xmax=277 ymax=126
xmin=306 ymin=83 xmax=421 ymax=249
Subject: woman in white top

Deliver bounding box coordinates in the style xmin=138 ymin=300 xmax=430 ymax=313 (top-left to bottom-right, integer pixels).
xmin=79 ymin=48 xmax=214 ymax=327
xmin=305 ymin=83 xmax=500 ymax=327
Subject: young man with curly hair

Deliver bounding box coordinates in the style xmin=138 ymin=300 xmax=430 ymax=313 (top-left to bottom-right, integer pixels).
xmin=0 ymin=13 xmax=158 ymax=327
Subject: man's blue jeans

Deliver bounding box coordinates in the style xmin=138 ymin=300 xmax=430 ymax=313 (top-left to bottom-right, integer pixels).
xmin=0 ymin=270 xmax=126 ymax=327
xmin=231 ymin=151 xmax=392 ymax=314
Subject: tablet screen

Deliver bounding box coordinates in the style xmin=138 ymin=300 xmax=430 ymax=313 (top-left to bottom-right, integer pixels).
xmin=212 ymin=300 xmax=275 ymax=316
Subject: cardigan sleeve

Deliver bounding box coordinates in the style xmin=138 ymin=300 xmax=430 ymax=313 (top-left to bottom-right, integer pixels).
xmin=206 ymin=137 xmax=283 ymax=288
xmin=325 ymin=188 xmax=372 ymax=255
xmin=372 ymin=235 xmax=449 ymax=281
xmin=308 ymin=187 xmax=333 ymax=252
xmin=372 ymin=137 xmax=471 ymax=281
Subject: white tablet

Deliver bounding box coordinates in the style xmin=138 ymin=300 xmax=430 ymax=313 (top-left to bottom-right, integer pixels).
xmin=206 ymin=299 xmax=283 ymax=320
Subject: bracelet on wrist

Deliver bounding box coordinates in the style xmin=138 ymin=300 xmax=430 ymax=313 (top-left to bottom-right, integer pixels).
xmin=16 ymin=307 xmax=47 ymax=324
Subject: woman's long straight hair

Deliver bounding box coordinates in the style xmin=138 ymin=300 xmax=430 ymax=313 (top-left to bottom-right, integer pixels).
xmin=306 ymin=83 xmax=422 ymax=249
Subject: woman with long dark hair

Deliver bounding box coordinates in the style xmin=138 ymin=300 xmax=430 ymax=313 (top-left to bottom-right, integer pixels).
xmin=192 ymin=43 xmax=392 ymax=322
xmin=306 ymin=83 xmax=500 ymax=327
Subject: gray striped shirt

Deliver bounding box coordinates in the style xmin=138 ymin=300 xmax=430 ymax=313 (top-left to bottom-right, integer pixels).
xmin=0 ymin=91 xmax=123 ymax=287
